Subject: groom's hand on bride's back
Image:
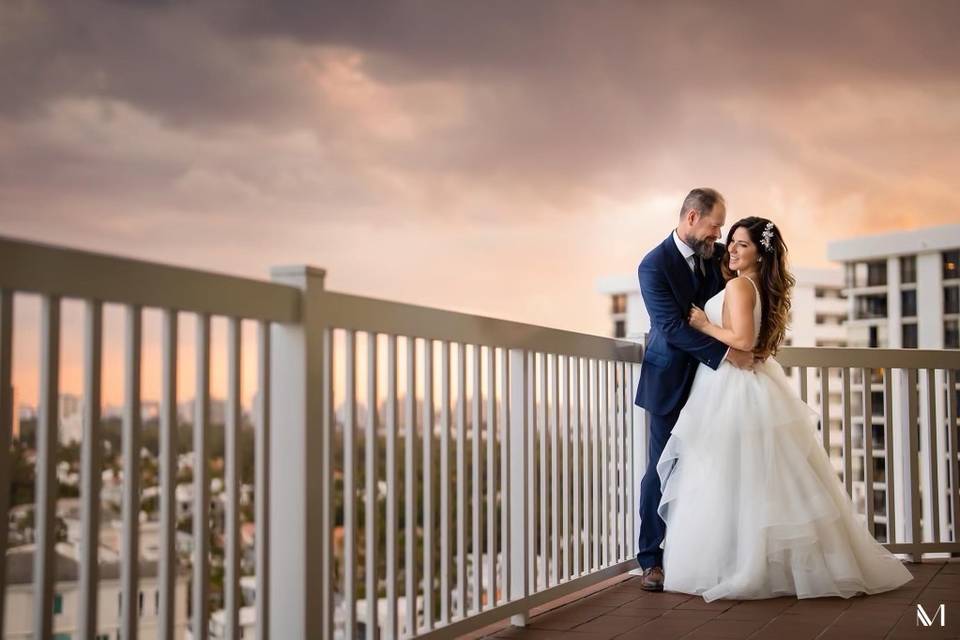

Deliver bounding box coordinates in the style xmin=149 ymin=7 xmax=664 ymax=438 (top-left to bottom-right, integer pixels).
xmin=753 ymin=348 xmax=772 ymax=364
xmin=725 ymin=348 xmax=754 ymax=370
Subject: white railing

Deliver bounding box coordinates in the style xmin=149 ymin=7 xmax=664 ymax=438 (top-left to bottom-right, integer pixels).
xmin=776 ymin=348 xmax=960 ymax=559
xmin=0 ymin=233 xmax=957 ymax=640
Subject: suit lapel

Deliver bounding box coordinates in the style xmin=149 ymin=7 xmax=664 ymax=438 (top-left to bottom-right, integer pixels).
xmin=662 ymin=233 xmax=697 ymax=303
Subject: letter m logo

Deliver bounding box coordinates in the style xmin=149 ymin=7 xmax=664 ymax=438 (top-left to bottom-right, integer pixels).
xmin=916 ymin=603 xmax=945 ymax=627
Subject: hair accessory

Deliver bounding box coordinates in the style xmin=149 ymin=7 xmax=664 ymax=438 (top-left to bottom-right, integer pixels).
xmin=760 ymin=221 xmax=776 ymax=253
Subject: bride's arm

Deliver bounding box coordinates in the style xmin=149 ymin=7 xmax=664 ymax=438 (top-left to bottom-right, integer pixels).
xmin=688 ymin=278 xmax=756 ymax=351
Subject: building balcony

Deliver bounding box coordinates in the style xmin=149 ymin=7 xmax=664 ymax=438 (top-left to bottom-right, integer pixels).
xmin=1 ymin=235 xmax=958 ymax=639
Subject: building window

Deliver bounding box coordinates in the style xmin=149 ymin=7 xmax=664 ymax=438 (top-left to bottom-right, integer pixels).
xmin=614 ymin=320 xmax=626 ymax=338
xmin=901 ymin=324 xmax=918 ymax=348
xmin=155 ymin=590 xmax=160 ymax=614
xmin=849 ymin=260 xmax=887 ymax=287
xmin=53 ymin=634 xmax=71 ymax=640
xmin=946 ymin=319 xmax=959 ymax=349
xmin=945 ymin=286 xmax=960 ymax=315
xmin=53 ymin=593 xmax=63 ymax=615
xmin=944 ymin=250 xmax=959 ymax=280
xmin=867 ymin=260 xmax=887 ymax=286
xmin=855 ymin=294 xmax=887 ymax=320
xmin=869 ymin=325 xmax=879 ymax=348
xmin=139 ymin=590 xmax=144 ymax=617
xmin=871 ymin=391 xmax=884 ymax=417
xmin=815 ymin=287 xmax=843 ymax=299
xmin=873 ymin=489 xmax=887 ymax=515
xmin=611 ymin=294 xmax=626 ymax=314
xmin=899 ymin=255 xmax=917 ymax=284
xmin=900 ymin=289 xmax=917 ymax=318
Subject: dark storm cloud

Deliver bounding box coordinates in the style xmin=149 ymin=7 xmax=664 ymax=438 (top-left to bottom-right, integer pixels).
xmin=1 ymin=0 xmax=958 ymax=232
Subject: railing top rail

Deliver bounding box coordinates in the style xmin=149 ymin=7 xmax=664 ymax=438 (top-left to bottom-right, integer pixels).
xmin=775 ymin=346 xmax=960 ymax=369
xmin=0 ymin=234 xmax=300 ymax=322
xmin=316 ymin=290 xmax=644 ymax=362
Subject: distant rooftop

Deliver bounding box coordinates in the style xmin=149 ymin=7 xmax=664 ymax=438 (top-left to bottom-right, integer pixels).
xmin=827 ymin=224 xmax=960 ymax=262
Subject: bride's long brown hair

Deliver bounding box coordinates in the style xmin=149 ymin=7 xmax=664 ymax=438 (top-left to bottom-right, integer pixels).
xmin=720 ymin=217 xmax=796 ymax=356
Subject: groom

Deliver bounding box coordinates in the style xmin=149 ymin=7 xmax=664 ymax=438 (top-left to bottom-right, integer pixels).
xmin=633 ymin=188 xmax=755 ymax=591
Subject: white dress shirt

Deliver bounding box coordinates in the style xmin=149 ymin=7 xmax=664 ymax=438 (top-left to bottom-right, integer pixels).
xmin=672 ymin=230 xmax=703 ymax=276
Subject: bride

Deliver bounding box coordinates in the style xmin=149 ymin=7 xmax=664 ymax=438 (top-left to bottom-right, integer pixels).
xmin=656 ymin=216 xmax=913 ymax=601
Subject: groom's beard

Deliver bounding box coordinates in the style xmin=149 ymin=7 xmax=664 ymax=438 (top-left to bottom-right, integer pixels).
xmin=686 ymin=235 xmax=716 ymax=260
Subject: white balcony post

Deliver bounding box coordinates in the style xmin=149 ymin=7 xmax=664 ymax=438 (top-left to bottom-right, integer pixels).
xmin=269 ymin=265 xmax=327 ymax=639
xmin=508 ymin=348 xmax=529 ymax=626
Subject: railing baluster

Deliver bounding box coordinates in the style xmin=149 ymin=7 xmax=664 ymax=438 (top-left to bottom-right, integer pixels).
xmin=947 ymin=369 xmax=959 ymax=544
xmin=423 ymin=339 xmax=435 ymax=630
xmin=572 ymin=357 xmax=581 ymax=577
xmin=440 ymin=340 xmax=451 ymax=623
xmin=0 ymin=291 xmax=14 ymax=633
xmin=0 ymin=290 xmax=10 ymax=636
xmin=344 ymin=329 xmax=357 ymax=638
xmin=601 ymin=361 xmax=610 ymax=567
xmin=456 ymin=342 xmax=467 ymax=618
xmin=842 ymin=367 xmax=853 ymax=497
xmin=508 ymin=349 xmax=530 ymax=625
xmin=404 ymin=336 xmax=418 ymax=636
xmin=33 ymin=295 xmax=59 ymax=639
xmin=798 ymin=365 xmax=808 ymax=403
xmin=925 ymin=368 xmax=940 ymax=542
xmin=485 ymin=345 xmax=496 ymax=610
xmin=862 ymin=367 xmax=875 ymax=537
xmin=499 ymin=347 xmax=510 ymax=606
xmin=121 ymin=304 xmax=142 ymax=640
xmin=582 ymin=359 xmax=596 ymax=573
xmin=225 ymin=317 xmax=241 ymax=640
xmin=618 ymin=361 xmax=627 ymax=561
xmin=527 ymin=351 xmax=536 ymax=590
xmin=550 ymin=353 xmax=560 ymax=585
xmin=906 ymin=368 xmax=922 ymax=552
xmin=628 ymin=362 xmax=637 ymax=559
xmin=539 ymin=352 xmax=548 ymax=588
xmin=80 ymin=300 xmax=103 ymax=640
xmin=193 ymin=313 xmax=210 ymax=640
xmin=258 ymin=322 xmax=272 ymax=640
xmin=366 ymin=332 xmax=379 ymax=639
xmin=820 ymin=367 xmax=831 ymax=461
xmin=158 ymin=310 xmax=177 ymax=640
xmin=561 ymin=355 xmax=571 ymax=582
xmin=471 ymin=343 xmax=482 ymax=613
xmin=884 ymin=370 xmax=896 ymax=544
xmin=590 ymin=359 xmax=603 ymax=571
xmin=386 ymin=334 xmax=399 ymax=637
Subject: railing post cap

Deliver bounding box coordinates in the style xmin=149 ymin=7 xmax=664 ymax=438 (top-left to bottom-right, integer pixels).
xmin=269 ymin=265 xmax=326 ymax=286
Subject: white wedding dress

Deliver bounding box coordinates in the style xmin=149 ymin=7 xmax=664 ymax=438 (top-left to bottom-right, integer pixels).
xmin=656 ymin=277 xmax=913 ymax=602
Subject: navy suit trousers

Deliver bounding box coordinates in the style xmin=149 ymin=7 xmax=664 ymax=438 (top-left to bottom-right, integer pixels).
xmin=636 ymin=401 xmax=685 ymax=570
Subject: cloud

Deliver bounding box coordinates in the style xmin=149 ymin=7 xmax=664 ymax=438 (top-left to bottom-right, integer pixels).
xmin=0 ymin=0 xmax=959 ymax=369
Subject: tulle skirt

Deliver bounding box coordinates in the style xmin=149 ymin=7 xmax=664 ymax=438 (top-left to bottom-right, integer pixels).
xmin=656 ymin=358 xmax=913 ymax=602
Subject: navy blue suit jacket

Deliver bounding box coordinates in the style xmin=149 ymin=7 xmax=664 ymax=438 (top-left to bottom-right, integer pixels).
xmin=634 ymin=233 xmax=729 ymax=416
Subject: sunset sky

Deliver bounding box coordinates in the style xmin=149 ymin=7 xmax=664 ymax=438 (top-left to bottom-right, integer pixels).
xmin=2 ymin=1 xmax=959 ymax=408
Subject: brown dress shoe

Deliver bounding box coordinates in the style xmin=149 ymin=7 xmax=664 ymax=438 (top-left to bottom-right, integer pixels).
xmin=639 ymin=566 xmax=664 ymax=591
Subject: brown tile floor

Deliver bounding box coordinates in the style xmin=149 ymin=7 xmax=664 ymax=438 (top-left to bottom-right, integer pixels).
xmin=475 ymin=560 xmax=960 ymax=639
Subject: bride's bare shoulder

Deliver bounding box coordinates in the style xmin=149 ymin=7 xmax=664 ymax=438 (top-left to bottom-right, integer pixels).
xmin=724 ymin=276 xmax=757 ymax=299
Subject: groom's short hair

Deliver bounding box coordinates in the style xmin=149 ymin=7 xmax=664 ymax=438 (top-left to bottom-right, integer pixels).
xmin=680 ymin=188 xmax=724 ymax=218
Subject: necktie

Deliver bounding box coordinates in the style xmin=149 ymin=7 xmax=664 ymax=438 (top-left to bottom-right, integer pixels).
xmin=692 ymin=255 xmax=703 ymax=289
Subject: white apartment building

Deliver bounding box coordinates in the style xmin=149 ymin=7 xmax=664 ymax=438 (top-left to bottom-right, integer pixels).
xmin=3 ymin=545 xmax=189 ymax=640
xmin=827 ymin=224 xmax=960 ymax=350
xmin=827 ymin=223 xmax=960 ymax=545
